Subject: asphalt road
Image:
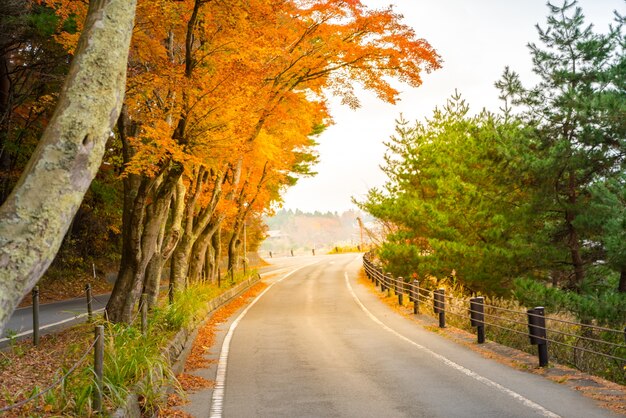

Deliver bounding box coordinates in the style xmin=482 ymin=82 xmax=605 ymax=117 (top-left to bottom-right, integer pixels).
xmin=0 ymin=261 xmax=301 ymax=347
xmin=203 ymin=254 xmax=618 ymax=418
xmin=0 ymin=293 xmax=109 ymax=347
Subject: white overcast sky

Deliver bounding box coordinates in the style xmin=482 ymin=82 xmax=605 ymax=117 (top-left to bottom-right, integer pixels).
xmin=280 ymin=0 xmax=624 ymax=213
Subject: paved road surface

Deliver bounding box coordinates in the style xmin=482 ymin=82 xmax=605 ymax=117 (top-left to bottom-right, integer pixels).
xmin=0 ymin=261 xmax=296 ymax=347
xmin=201 ymin=254 xmax=618 ymax=418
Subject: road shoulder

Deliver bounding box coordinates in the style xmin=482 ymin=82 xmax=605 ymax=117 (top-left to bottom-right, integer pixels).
xmin=354 ymin=270 xmax=626 ymax=416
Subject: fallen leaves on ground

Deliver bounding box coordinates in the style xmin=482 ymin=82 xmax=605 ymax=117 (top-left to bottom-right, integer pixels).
xmin=177 ymin=373 xmax=215 ymax=391
xmin=162 ymin=281 xmax=268 ymax=417
xmin=358 ymin=269 xmax=626 ymax=415
xmin=0 ymin=324 xmax=92 ymax=416
xmin=17 ymin=271 xmax=112 ymax=308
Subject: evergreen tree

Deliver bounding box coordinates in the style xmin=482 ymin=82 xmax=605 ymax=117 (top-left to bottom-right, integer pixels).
xmin=358 ymin=94 xmax=536 ymax=294
xmin=496 ymin=1 xmax=625 ymax=292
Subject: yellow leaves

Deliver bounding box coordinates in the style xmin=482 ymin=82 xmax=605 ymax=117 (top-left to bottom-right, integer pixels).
xmin=41 ymin=0 xmax=439 ymax=226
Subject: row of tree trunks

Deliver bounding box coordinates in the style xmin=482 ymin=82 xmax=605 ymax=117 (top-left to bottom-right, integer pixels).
xmin=106 ymin=0 xmax=207 ymax=323
xmin=169 ymin=167 xmax=225 ymax=291
xmin=106 ymin=160 xmax=182 ymax=323
xmin=187 ymin=216 xmax=224 ymax=283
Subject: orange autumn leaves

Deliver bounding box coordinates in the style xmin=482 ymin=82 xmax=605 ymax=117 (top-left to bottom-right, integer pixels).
xmin=41 ymin=0 xmax=440 ymax=235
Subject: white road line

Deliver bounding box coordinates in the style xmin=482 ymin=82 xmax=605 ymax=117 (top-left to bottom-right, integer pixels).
xmin=344 ymin=272 xmax=561 ymax=418
xmin=209 ymin=261 xmax=322 ymax=418
xmin=0 ymin=308 xmax=105 ymax=343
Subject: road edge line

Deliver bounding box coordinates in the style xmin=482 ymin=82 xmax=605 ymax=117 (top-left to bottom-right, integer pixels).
xmin=0 ymin=308 xmax=106 ymax=343
xmin=209 ymin=261 xmax=321 ymax=418
xmin=344 ymin=271 xmax=561 ymax=418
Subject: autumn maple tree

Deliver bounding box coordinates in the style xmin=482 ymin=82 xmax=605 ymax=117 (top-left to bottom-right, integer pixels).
xmin=1 ymin=0 xmax=439 ymax=325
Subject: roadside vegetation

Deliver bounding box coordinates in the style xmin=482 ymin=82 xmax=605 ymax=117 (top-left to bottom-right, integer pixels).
xmin=357 ymin=1 xmax=626 ymax=326
xmin=0 ymin=271 xmax=257 ymax=416
xmin=0 ymin=0 xmax=441 ymax=334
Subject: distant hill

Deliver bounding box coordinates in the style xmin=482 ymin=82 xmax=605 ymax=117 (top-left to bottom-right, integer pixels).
xmin=262 ymin=209 xmax=371 ymax=253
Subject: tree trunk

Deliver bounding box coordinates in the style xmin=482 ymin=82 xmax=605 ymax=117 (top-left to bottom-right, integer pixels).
xmin=188 ymin=217 xmax=222 ymax=283
xmin=142 ymin=200 xmax=169 ymax=308
xmin=619 ymin=266 xmax=626 ymax=293
xmin=188 ymin=237 xmax=208 ymax=284
xmin=0 ymin=0 xmax=137 ymax=335
xmin=211 ymin=222 xmax=222 ymax=283
xmin=107 ymin=166 xmax=181 ymax=323
xmin=170 ymin=167 xmax=224 ymax=290
xmin=565 ymin=172 xmax=585 ymax=291
xmin=227 ymin=227 xmax=242 ymax=276
xmin=205 ymin=239 xmax=215 ymax=283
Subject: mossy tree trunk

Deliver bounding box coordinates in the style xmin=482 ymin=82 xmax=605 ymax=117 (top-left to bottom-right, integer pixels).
xmin=0 ymin=0 xmax=137 ymax=335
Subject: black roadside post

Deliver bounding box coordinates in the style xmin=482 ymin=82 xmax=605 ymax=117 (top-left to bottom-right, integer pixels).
xmin=86 ymin=283 xmax=93 ymax=322
xmin=434 ymin=288 xmax=446 ymax=328
xmin=397 ymin=277 xmax=404 ymax=306
xmin=527 ymin=307 xmax=549 ymax=367
xmin=269 ymin=251 xmax=273 ymax=258
xmin=140 ymin=293 xmax=148 ymax=336
xmin=312 ymin=248 xmax=315 ymax=256
xmin=412 ymin=280 xmax=419 ymax=314
xmin=94 ymin=325 xmax=104 ymax=414
xmin=32 ymin=286 xmax=40 ymax=346
xmin=291 ymin=249 xmax=294 ymax=257
xmin=469 ymin=297 xmax=485 ymax=343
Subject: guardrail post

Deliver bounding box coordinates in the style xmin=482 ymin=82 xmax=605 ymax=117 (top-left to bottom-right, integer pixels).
xmin=527 ymin=307 xmax=549 ymax=367
xmin=397 ymin=277 xmax=404 ymax=306
xmin=291 ymin=249 xmax=294 ymax=257
xmin=386 ymin=274 xmax=392 ymax=297
xmin=470 ymin=297 xmax=485 ymax=343
xmin=412 ymin=280 xmax=419 ymax=314
xmin=85 ymin=283 xmax=93 ymax=322
xmin=94 ymin=325 xmax=104 ymax=414
xmin=312 ymin=248 xmax=315 ymax=256
xmin=140 ymin=293 xmax=148 ymax=336
xmin=32 ymin=286 xmax=40 ymax=346
xmin=434 ymin=288 xmax=446 ymax=328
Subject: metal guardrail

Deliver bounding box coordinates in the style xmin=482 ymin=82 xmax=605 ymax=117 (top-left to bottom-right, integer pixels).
xmin=362 ymin=253 xmax=626 ymax=376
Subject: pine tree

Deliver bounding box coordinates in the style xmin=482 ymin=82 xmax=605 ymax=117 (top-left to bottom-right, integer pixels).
xmin=497 ymin=1 xmax=625 ymax=292
xmin=358 ymin=94 xmax=536 ymax=294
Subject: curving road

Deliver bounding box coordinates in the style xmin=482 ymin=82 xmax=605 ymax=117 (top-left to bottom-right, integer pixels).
xmin=0 ymin=262 xmax=298 ymax=347
xmin=200 ymin=253 xmax=618 ymax=418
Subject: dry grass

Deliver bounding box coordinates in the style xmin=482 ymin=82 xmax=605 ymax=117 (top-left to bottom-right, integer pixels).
xmin=357 ymin=269 xmax=626 ymax=415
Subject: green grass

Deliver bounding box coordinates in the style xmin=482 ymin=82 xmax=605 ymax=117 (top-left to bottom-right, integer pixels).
xmin=19 ymin=270 xmax=259 ymax=416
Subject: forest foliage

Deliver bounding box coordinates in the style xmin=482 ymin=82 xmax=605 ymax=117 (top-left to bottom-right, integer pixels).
xmin=0 ymin=0 xmax=440 ymax=325
xmin=357 ymin=1 xmax=626 ymax=324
